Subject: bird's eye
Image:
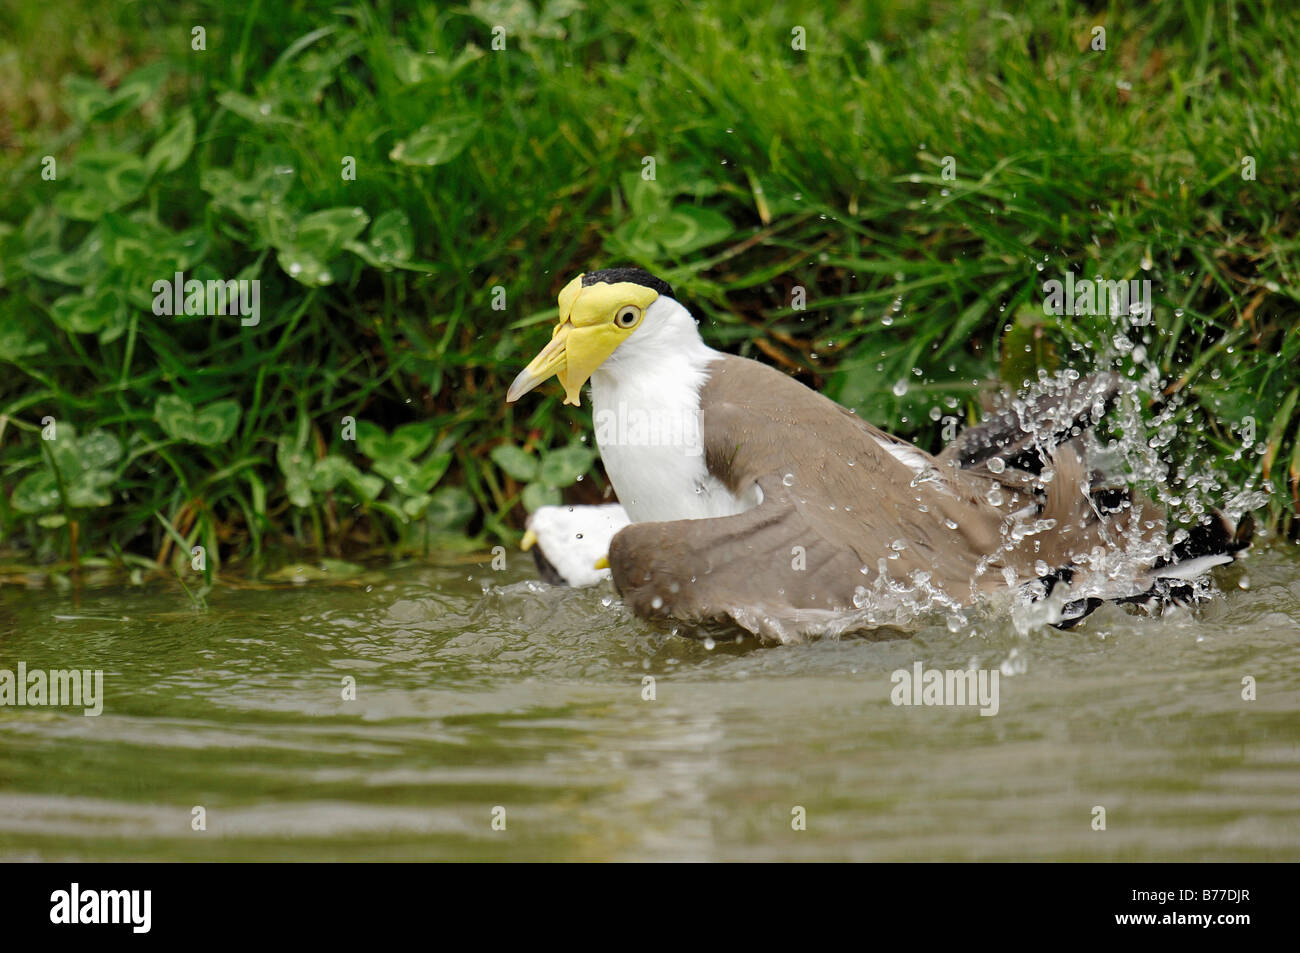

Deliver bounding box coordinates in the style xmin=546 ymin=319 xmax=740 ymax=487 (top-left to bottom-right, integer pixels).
xmin=614 ymin=305 xmax=641 ymax=329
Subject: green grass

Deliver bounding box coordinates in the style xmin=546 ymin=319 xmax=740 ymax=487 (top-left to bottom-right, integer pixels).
xmin=1 ymin=0 xmax=1298 ymax=578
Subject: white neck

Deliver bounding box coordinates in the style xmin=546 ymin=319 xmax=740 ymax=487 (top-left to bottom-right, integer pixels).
xmin=589 ymin=297 xmax=752 ymax=523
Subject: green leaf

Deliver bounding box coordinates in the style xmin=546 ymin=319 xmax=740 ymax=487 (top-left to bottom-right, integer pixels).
xmin=276 ymin=246 xmax=335 ymax=286
xmin=100 ymin=213 xmax=207 ymax=273
xmin=9 ymin=428 xmax=121 ymax=513
xmin=294 ymin=206 xmax=370 ymax=256
xmin=65 ymin=469 xmax=114 ymax=508
xmin=72 ymin=430 xmax=123 ymax=471
xmin=348 ymin=471 xmax=385 ymax=502
xmin=11 ymin=471 xmax=60 ymax=514
xmin=490 ymin=444 xmax=538 ymax=482
xmin=415 ymin=451 xmax=452 ymax=492
xmin=60 ymin=63 xmax=166 ymax=124
xmin=389 ymin=115 xmax=480 ymax=166
xmin=538 ymin=442 xmax=596 ymax=487
xmin=200 ymin=165 xmax=291 ymax=222
xmin=624 ymin=174 xmax=667 ymax=218
xmin=348 ymin=208 xmax=414 ymax=267
xmin=401 ymin=494 xmax=432 ymax=518
xmin=308 ymin=455 xmax=353 ymax=492
xmin=521 ymin=482 xmax=561 ymax=511
xmin=112 ymin=61 xmax=169 ymax=109
xmin=50 ymin=288 xmax=126 ymax=336
xmin=391 ymin=44 xmax=484 ymax=84
xmin=22 ymin=229 xmax=104 ymax=286
xmin=373 ymin=457 xmax=419 ymax=493
xmin=277 ymin=435 xmax=314 ymax=508
xmin=305 ymin=456 xmax=383 ymax=502
xmin=374 ymin=447 xmax=450 ymax=495
xmin=657 ymin=205 xmax=734 ymax=253
xmin=217 ymin=90 xmax=294 ymax=126
xmin=145 ymin=111 xmax=196 ymax=177
xmin=0 ymin=322 xmax=48 ymax=362
xmin=155 ymin=395 xmax=242 ymax=446
xmin=425 ymin=486 xmax=476 ymax=530
xmin=356 ymin=420 xmax=434 ymax=460
xmin=54 ymin=152 xmax=146 ymax=220
xmin=61 ymin=75 xmax=118 ymax=124
xmin=273 ymin=207 xmax=370 ymax=287
xmin=22 ymin=206 xmax=63 ymax=249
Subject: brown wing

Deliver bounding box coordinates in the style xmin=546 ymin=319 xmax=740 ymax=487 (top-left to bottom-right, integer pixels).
xmin=607 ymin=356 xmax=1021 ymax=636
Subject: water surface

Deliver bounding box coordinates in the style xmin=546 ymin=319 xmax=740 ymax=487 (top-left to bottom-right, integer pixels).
xmin=2 ymin=547 xmax=1298 ymax=861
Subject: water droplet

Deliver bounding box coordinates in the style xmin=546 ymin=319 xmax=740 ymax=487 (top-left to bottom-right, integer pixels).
xmin=892 ymin=380 xmax=908 ymax=397
xmin=987 ymin=457 xmax=1006 ymax=474
xmin=782 ymin=473 xmax=795 ymax=486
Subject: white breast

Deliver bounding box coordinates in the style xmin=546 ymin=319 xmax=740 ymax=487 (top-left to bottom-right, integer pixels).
xmin=588 ymin=299 xmax=755 ymax=524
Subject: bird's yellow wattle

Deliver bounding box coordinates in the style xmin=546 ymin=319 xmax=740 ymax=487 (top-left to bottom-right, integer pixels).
xmin=505 ymin=277 xmax=660 ymax=407
xmin=554 ymin=322 xmax=633 ymax=405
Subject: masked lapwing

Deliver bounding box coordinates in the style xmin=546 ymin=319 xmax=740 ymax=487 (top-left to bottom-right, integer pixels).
xmin=520 ymin=503 xmax=630 ymax=587
xmin=506 ymin=268 xmax=1252 ymax=641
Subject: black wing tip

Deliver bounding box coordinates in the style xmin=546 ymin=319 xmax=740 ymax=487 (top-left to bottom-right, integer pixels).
xmin=1168 ymin=510 xmax=1255 ymax=564
xmin=1039 ymin=509 xmax=1255 ymax=630
xmin=951 ymin=371 xmax=1123 ymax=472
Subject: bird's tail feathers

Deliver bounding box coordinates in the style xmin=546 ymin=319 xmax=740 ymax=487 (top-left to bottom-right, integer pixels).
xmin=1038 ymin=510 xmax=1254 ymax=629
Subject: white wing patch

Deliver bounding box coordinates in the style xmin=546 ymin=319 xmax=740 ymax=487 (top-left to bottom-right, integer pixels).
xmin=871 ymin=435 xmax=929 ymax=472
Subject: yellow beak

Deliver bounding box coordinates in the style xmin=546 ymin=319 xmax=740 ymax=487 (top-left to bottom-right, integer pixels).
xmin=505 ymin=320 xmax=628 ymax=407
xmin=506 ymin=275 xmax=660 ymax=407
xmin=507 ymin=322 xmax=576 ymax=405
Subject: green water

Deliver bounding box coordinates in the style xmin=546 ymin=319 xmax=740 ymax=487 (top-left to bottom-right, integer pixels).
xmin=2 ymin=547 xmax=1298 ymax=861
